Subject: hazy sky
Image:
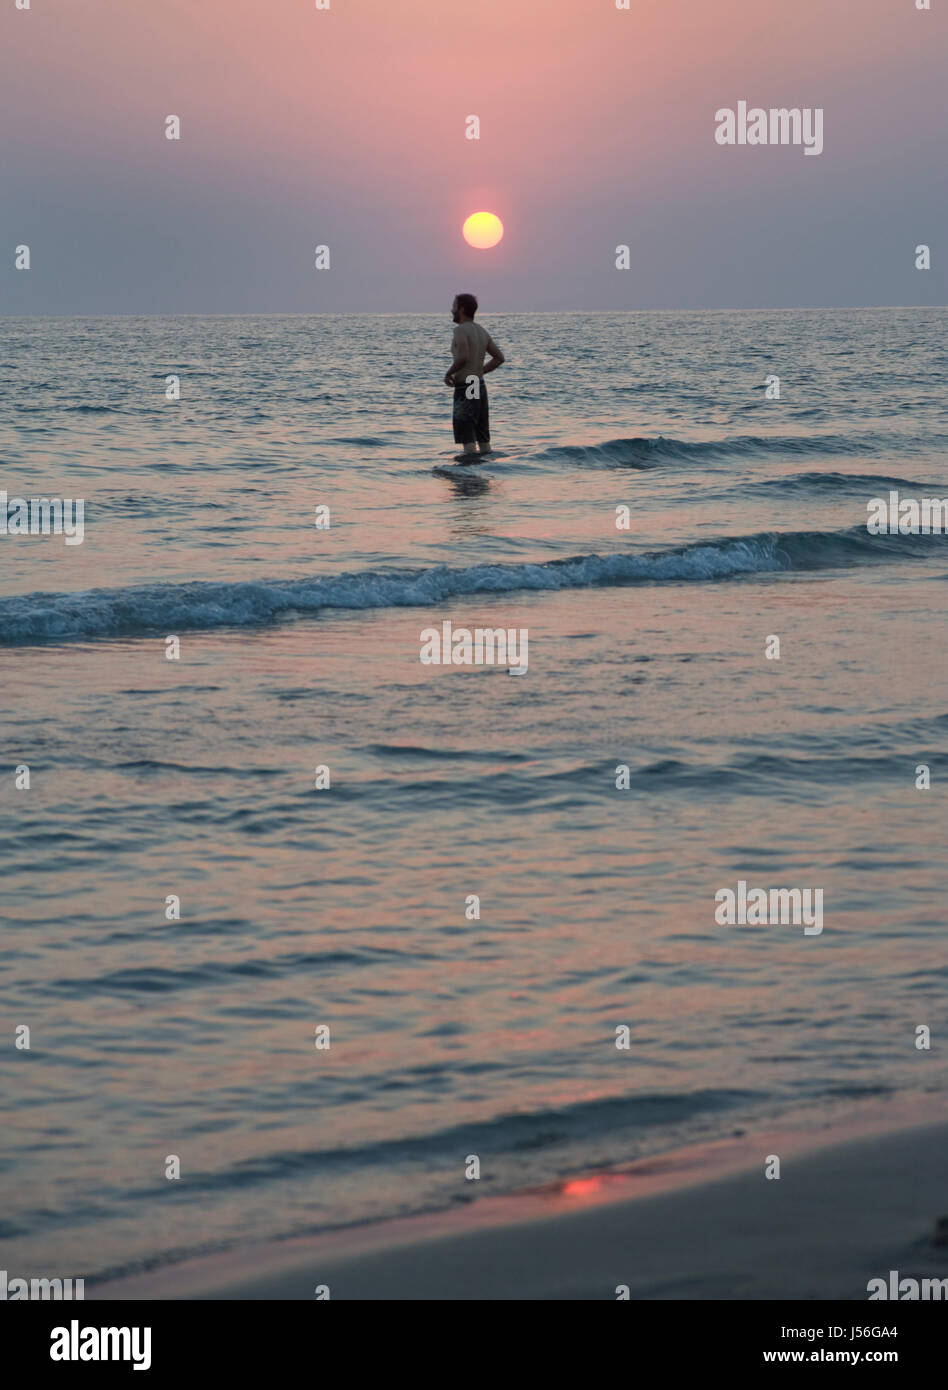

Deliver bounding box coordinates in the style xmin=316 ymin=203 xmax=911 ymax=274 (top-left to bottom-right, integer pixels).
xmin=2 ymin=0 xmax=946 ymax=314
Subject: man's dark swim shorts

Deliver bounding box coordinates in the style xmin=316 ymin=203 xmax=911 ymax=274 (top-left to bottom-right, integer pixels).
xmin=452 ymin=378 xmax=490 ymax=446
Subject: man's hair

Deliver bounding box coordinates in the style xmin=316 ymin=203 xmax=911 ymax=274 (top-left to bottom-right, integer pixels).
xmin=455 ymin=292 xmax=478 ymax=318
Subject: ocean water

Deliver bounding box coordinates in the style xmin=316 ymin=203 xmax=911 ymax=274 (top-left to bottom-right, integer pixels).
xmin=2 ymin=308 xmax=947 ymax=1286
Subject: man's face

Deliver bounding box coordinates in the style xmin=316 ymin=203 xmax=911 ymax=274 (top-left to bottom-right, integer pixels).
xmin=451 ymin=299 xmax=461 ymax=323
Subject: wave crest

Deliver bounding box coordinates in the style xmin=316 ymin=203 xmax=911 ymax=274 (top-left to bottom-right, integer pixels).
xmin=1 ymin=527 xmax=941 ymax=644
xmin=536 ymin=432 xmax=945 ymax=467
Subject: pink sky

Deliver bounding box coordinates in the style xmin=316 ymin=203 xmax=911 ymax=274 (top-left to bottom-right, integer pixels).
xmin=2 ymin=0 xmax=945 ymax=311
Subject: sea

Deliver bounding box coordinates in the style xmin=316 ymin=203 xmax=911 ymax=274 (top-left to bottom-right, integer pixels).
xmin=1 ymin=307 xmax=946 ymax=1287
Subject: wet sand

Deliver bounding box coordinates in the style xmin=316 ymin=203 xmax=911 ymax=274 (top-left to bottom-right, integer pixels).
xmin=91 ymin=1111 xmax=948 ymax=1301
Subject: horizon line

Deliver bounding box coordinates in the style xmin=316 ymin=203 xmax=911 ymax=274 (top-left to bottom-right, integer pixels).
xmin=1 ymin=303 xmax=945 ymax=321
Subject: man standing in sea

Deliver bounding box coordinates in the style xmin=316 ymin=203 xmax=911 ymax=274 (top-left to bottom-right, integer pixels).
xmin=443 ymin=293 xmax=505 ymax=456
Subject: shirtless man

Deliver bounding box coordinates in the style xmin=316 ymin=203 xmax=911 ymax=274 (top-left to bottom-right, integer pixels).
xmin=443 ymin=293 xmax=505 ymax=455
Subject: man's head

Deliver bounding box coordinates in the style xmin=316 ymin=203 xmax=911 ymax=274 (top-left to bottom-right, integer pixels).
xmin=452 ymin=293 xmax=478 ymax=324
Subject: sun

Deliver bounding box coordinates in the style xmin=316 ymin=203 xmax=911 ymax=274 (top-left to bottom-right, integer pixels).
xmin=462 ymin=211 xmax=504 ymax=249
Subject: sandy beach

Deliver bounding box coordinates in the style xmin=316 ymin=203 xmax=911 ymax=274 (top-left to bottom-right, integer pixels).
xmin=89 ymin=1110 xmax=948 ymax=1301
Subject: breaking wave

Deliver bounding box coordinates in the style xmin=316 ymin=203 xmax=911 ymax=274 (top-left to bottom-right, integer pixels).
xmin=2 ymin=525 xmax=942 ymax=644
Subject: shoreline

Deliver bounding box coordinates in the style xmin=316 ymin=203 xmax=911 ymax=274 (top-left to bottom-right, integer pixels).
xmin=90 ymin=1098 xmax=948 ymax=1300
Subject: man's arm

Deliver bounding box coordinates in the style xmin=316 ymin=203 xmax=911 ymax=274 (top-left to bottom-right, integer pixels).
xmin=444 ymin=353 xmax=466 ymax=386
xmin=482 ymin=335 xmax=505 ymax=374
xmin=444 ymin=328 xmax=466 ymax=385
